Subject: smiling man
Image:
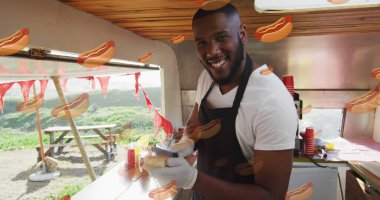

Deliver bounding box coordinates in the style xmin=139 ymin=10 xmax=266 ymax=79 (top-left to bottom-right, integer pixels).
xmin=143 ymin=2 xmax=298 ymax=200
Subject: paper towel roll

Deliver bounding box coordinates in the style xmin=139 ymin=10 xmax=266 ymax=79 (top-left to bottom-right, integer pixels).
xmin=373 ymin=107 xmax=380 ymax=143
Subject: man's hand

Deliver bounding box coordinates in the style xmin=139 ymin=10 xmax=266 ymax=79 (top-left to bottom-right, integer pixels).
xmin=168 ymin=138 xmax=195 ymax=157
xmin=143 ymin=157 xmax=198 ymax=189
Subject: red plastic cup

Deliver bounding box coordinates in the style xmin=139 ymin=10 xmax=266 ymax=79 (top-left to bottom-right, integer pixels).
xmin=302 ymin=127 xmax=315 ymax=156
xmin=282 ymin=75 xmax=294 ymax=97
xmin=127 ymin=148 xmax=135 ymax=167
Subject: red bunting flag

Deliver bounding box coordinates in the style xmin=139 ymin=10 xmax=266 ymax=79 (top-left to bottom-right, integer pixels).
xmin=59 ymin=78 xmax=68 ymax=92
xmin=18 ymin=80 xmax=35 ymax=101
xmin=97 ymin=76 xmax=111 ymax=98
xmin=141 ymin=87 xmax=153 ymax=111
xmin=154 ymin=109 xmax=173 ymax=138
xmin=58 ymin=66 xmax=68 ymax=92
xmin=0 ymin=65 xmax=11 ymax=73
xmin=39 ymin=80 xmax=49 ymax=97
xmin=36 ymin=61 xmax=47 ymax=75
xmin=134 ymin=72 xmax=141 ymax=98
xmin=0 ymin=82 xmax=14 ymax=112
xmin=18 ymin=61 xmax=32 ymax=74
xmin=89 ymin=76 xmax=96 ymax=90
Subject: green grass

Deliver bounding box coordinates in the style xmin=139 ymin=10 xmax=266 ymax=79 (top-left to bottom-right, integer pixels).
xmin=0 ymin=131 xmax=50 ymax=151
xmin=48 ymin=184 xmax=86 ymax=200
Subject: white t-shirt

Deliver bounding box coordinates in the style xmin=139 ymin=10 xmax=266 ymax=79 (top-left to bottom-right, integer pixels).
xmin=195 ymin=64 xmax=298 ymax=161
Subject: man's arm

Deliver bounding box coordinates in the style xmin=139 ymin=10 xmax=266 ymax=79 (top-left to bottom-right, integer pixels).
xmin=192 ymin=149 xmax=293 ymax=200
xmin=181 ymin=103 xmax=200 ymax=142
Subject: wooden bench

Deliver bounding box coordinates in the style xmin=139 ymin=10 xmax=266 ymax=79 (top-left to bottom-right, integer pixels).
xmin=36 ymin=140 xmax=117 ymax=161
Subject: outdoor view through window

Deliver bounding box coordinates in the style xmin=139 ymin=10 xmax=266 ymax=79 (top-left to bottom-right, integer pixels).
xmin=300 ymin=108 xmax=343 ymax=140
xmin=0 ymin=70 xmax=162 ymax=149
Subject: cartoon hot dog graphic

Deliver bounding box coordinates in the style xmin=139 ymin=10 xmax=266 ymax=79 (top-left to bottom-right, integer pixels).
xmin=148 ymin=180 xmax=177 ymax=200
xmin=138 ymin=53 xmax=152 ymax=63
xmin=51 ymin=93 xmax=90 ymax=120
xmin=345 ymin=87 xmax=379 ymax=114
xmin=16 ymin=93 xmax=44 ymax=114
xmin=194 ymin=118 xmax=222 ymax=139
xmin=171 ymin=34 xmax=185 ymax=44
xmin=285 ymin=182 xmax=313 ymax=200
xmin=0 ymin=28 xmax=29 ymax=56
xmin=77 ymin=40 xmax=115 ymax=68
xmin=260 ymin=66 xmax=273 ymax=75
xmin=255 ymin=16 xmax=293 ymax=43
xmin=327 ymin=0 xmax=349 ymax=4
xmin=200 ymin=0 xmax=231 ymax=10
xmin=235 ymin=162 xmax=254 ymax=176
xmin=371 ymin=67 xmax=380 ymax=80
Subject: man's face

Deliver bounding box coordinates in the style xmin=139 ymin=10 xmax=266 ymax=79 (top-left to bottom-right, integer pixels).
xmin=193 ymin=13 xmax=244 ymax=85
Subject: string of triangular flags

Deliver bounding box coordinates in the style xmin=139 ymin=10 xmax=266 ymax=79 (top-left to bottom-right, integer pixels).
xmin=0 ymin=72 xmax=174 ymax=138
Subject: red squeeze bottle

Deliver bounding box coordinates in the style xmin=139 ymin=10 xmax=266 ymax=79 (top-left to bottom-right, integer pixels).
xmin=127 ymin=146 xmax=135 ymax=167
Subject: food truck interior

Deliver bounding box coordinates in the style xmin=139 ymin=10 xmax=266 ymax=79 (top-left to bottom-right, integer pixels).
xmin=1 ymin=0 xmax=380 ymax=200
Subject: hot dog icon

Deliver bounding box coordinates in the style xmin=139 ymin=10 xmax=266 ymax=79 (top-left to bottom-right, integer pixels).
xmin=171 ymin=34 xmax=185 ymax=44
xmin=77 ymin=40 xmax=115 ymax=68
xmin=51 ymin=93 xmax=90 ymax=120
xmin=0 ymin=28 xmax=29 ymax=56
xmin=255 ymin=16 xmax=293 ymax=43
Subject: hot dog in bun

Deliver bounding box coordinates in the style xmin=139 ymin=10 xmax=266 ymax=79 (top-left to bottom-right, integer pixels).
xmin=142 ymin=155 xmax=168 ymax=168
xmin=77 ymin=40 xmax=115 ymax=68
xmin=371 ymin=67 xmax=380 ymax=80
xmin=0 ymin=28 xmax=29 ymax=56
xmin=345 ymin=87 xmax=379 ymax=114
xmin=255 ymin=16 xmax=293 ymax=43
xmin=51 ymin=93 xmax=90 ymax=120
xmin=286 ymin=182 xmax=313 ymax=200
xmin=16 ymin=93 xmax=44 ymax=114
xmin=327 ymin=0 xmax=349 ymax=4
xmin=194 ymin=118 xmax=221 ymax=140
xmin=148 ymin=180 xmax=177 ymax=200
xmin=171 ymin=34 xmax=185 ymax=44
xmin=138 ymin=53 xmax=152 ymax=63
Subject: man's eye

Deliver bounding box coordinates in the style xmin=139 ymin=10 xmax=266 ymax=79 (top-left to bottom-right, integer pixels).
xmin=216 ymin=35 xmax=228 ymax=41
xmin=197 ymin=41 xmax=206 ymax=47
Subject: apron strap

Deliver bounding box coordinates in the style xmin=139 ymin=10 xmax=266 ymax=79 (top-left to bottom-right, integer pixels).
xmin=232 ymin=55 xmax=253 ymax=111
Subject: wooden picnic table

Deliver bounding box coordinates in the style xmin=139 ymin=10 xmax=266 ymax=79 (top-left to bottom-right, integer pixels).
xmin=36 ymin=124 xmax=118 ymax=161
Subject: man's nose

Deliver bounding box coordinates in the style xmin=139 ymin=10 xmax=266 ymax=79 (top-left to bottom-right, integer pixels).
xmin=206 ymin=41 xmax=220 ymax=58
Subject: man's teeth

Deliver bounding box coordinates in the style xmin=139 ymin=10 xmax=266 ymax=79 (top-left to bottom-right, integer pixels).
xmin=210 ymin=59 xmax=225 ymax=68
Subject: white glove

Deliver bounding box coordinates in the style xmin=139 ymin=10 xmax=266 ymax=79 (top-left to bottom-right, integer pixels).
xmin=143 ymin=157 xmax=198 ymax=189
xmin=168 ymin=138 xmax=194 ymax=157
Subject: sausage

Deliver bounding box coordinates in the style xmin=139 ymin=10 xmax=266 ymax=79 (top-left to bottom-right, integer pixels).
xmin=77 ymin=40 xmax=115 ymax=68
xmin=255 ymin=16 xmax=293 ymax=43
xmin=0 ymin=28 xmax=29 ymax=56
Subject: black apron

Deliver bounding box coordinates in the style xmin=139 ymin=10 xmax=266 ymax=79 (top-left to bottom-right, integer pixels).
xmin=193 ymin=56 xmax=255 ymax=200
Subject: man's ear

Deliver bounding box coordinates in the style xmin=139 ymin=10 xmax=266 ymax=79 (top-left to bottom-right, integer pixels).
xmin=239 ymin=24 xmax=248 ymax=45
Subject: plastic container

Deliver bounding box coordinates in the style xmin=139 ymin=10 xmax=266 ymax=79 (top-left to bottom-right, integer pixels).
xmin=301 ymin=127 xmax=315 ymax=156
xmin=126 ymin=144 xmax=135 ymax=167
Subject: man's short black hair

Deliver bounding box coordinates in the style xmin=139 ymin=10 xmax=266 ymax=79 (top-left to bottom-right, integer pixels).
xmin=192 ymin=3 xmax=239 ymax=25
